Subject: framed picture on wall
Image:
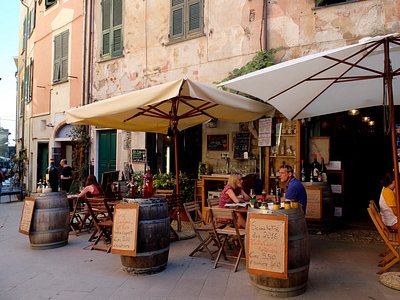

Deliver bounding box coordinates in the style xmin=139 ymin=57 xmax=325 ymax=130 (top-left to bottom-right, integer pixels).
xmin=207 ymin=134 xmax=229 ymax=151
xmin=309 ymin=136 xmax=330 ymax=163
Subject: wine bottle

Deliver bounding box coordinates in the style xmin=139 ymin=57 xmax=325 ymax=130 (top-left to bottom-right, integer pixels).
xmin=311 ymin=154 xmax=321 ymax=182
xmin=300 ymin=159 xmax=306 ymax=182
xmin=321 ymin=156 xmax=328 ymax=182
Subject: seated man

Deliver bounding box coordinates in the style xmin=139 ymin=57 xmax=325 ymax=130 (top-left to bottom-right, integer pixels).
xmin=279 ymin=164 xmax=307 ymax=213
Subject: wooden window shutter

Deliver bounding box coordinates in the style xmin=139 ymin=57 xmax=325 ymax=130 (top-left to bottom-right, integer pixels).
xmin=61 ymin=31 xmax=69 ymax=80
xmin=188 ymin=0 xmax=202 ymax=33
xmin=53 ymin=34 xmax=61 ymax=81
xmin=112 ymin=0 xmax=123 ymax=56
xmin=171 ymin=0 xmax=184 ymax=38
xmin=102 ymin=0 xmax=111 ymax=56
xmin=28 ymin=58 xmax=34 ymax=102
xmin=22 ymin=17 xmax=27 ymax=51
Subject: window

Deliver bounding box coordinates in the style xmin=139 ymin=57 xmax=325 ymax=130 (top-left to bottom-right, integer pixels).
xmin=170 ymin=0 xmax=203 ymax=42
xmin=45 ymin=0 xmax=57 ymax=9
xmin=53 ymin=30 xmax=69 ymax=83
xmin=316 ymin=0 xmax=357 ymax=7
xmin=101 ymin=0 xmax=123 ymax=58
xmin=29 ymin=2 xmax=36 ymax=36
xmin=22 ymin=58 xmax=33 ymax=104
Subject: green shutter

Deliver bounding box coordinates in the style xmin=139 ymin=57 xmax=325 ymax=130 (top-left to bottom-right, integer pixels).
xmin=171 ymin=1 xmax=184 ymax=38
xmin=53 ymin=34 xmax=61 ymax=81
xmin=112 ymin=0 xmax=122 ymax=56
xmin=23 ymin=17 xmax=27 ymax=51
xmin=102 ymin=0 xmax=111 ymax=56
xmin=61 ymin=31 xmax=69 ymax=80
xmin=188 ymin=0 xmax=201 ymax=32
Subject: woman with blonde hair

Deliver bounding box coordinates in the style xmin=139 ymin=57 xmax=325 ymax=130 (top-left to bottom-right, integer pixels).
xmin=219 ymin=173 xmax=250 ymax=228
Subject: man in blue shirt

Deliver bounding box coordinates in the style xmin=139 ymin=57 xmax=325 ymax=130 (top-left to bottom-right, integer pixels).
xmin=279 ymin=164 xmax=307 ymax=213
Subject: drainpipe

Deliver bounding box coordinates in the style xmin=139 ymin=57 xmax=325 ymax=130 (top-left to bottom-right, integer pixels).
xmin=262 ymin=0 xmax=268 ymax=51
xmin=20 ymin=0 xmax=28 ymax=197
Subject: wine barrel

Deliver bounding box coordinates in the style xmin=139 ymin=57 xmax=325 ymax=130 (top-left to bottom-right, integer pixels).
xmin=302 ymin=182 xmax=334 ymax=233
xmin=29 ymin=192 xmax=70 ymax=250
xmin=121 ymin=198 xmax=170 ymax=274
xmin=249 ymin=208 xmax=310 ymax=297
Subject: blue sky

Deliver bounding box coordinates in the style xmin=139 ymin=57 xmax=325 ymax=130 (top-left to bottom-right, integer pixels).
xmin=0 ymin=1 xmax=20 ymax=146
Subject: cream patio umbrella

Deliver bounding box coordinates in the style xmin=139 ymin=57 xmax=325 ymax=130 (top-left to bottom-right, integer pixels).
xmin=220 ymin=33 xmax=400 ymax=234
xmin=66 ymin=78 xmax=275 ymax=193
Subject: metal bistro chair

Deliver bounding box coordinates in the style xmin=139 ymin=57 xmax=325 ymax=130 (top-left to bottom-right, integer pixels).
xmin=183 ymin=201 xmax=219 ymax=259
xmin=209 ymin=207 xmax=246 ymax=272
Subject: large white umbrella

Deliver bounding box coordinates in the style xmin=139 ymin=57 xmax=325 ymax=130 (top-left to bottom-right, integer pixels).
xmin=66 ymin=78 xmax=275 ymax=193
xmin=220 ymin=33 xmax=400 ymax=234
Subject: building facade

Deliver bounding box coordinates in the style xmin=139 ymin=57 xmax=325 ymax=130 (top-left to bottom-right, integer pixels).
xmin=17 ymin=0 xmax=400 ymax=194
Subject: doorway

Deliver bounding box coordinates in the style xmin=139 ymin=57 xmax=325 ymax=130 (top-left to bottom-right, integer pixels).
xmin=98 ymin=130 xmax=117 ymax=184
xmin=37 ymin=143 xmax=49 ymax=184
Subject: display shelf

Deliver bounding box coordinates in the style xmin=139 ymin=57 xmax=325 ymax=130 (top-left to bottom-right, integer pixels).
xmin=265 ymin=115 xmax=301 ymax=193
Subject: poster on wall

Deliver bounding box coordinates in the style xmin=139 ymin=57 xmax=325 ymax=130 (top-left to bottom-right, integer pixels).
xmin=258 ymin=118 xmax=272 ymax=147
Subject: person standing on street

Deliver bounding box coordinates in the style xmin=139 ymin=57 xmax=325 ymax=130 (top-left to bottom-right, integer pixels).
xmin=47 ymin=159 xmax=59 ymax=192
xmin=60 ymin=159 xmax=73 ymax=193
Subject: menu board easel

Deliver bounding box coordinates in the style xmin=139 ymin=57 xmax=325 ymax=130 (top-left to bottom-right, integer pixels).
xmin=305 ymin=186 xmax=323 ymax=221
xmin=111 ymin=203 xmax=139 ymax=256
xmin=246 ymin=212 xmax=288 ymax=279
xmin=19 ymin=197 xmax=35 ymax=235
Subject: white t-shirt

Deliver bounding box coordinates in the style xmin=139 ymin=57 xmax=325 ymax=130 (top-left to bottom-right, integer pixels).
xmin=379 ymin=187 xmax=397 ymax=227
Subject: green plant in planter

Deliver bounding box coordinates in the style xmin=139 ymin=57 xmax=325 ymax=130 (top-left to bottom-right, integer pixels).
xmin=153 ymin=172 xmax=195 ymax=202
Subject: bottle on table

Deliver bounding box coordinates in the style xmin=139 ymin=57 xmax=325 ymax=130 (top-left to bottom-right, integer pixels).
xmin=300 ymin=159 xmax=306 ymax=182
xmin=311 ymin=154 xmax=321 ymax=182
xmin=320 ymin=156 xmax=328 ymax=182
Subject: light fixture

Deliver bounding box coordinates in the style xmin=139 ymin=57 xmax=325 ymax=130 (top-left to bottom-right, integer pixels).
xmin=348 ymin=109 xmax=359 ymax=116
xmin=368 ymin=120 xmax=375 ymax=126
xmin=362 ymin=116 xmax=370 ymax=122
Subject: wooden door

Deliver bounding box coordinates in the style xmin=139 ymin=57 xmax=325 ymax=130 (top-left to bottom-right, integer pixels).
xmin=98 ymin=130 xmax=117 ymax=184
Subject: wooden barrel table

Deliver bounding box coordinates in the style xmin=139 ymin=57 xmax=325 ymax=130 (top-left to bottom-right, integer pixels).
xmin=248 ymin=208 xmax=310 ymax=297
xmin=121 ymin=198 xmax=170 ymax=274
xmin=29 ymin=192 xmax=70 ymax=250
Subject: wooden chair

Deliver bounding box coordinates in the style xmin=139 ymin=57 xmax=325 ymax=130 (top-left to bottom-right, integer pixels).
xmin=206 ymin=197 xmax=220 ymax=223
xmin=85 ymin=197 xmax=114 ymax=252
xmin=209 ymin=207 xmax=246 ymax=272
xmin=69 ymin=196 xmax=91 ymax=235
xmin=367 ymin=206 xmax=399 ymax=274
xmin=155 ymin=189 xmax=174 ymax=197
xmin=166 ymin=194 xmax=184 ymax=241
xmin=183 ymin=201 xmax=219 ymax=259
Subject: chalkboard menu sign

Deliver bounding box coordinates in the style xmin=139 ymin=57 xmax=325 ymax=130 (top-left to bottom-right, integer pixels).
xmin=207 ymin=135 xmax=228 ymax=151
xmin=111 ymin=203 xmax=139 ymax=256
xmin=19 ymin=197 xmax=35 ymax=235
xmin=305 ymin=186 xmax=322 ymax=221
xmin=233 ymin=132 xmax=251 ymax=158
xmin=246 ymin=212 xmax=288 ymax=279
xmin=131 ymin=149 xmax=147 ymax=163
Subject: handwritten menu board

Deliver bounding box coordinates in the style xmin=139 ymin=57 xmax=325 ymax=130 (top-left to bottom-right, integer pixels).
xmin=246 ymin=212 xmax=288 ymax=279
xmin=207 ymin=135 xmax=228 ymax=151
xmin=131 ymin=149 xmax=147 ymax=163
xmin=111 ymin=203 xmax=139 ymax=256
xmin=305 ymin=186 xmax=322 ymax=221
xmin=233 ymin=132 xmax=251 ymax=158
xmin=19 ymin=197 xmax=35 ymax=235
xmin=258 ymin=118 xmax=272 ymax=147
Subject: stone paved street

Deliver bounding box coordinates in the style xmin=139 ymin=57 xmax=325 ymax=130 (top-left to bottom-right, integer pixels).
xmin=0 ymin=201 xmax=399 ymax=300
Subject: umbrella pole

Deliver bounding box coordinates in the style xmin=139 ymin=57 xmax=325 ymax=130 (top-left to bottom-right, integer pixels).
xmin=174 ymin=130 xmax=179 ymax=195
xmin=384 ymin=39 xmax=400 ymax=239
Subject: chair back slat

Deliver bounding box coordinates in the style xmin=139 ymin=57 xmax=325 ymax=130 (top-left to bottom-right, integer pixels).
xmin=207 ymin=197 xmax=220 ymax=208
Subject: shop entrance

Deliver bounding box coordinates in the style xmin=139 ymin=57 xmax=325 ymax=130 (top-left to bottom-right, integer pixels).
xmin=314 ymin=107 xmax=393 ymax=224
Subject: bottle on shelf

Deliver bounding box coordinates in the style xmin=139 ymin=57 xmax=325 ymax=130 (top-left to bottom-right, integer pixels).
xmin=311 ymin=154 xmax=321 ymax=182
xmin=300 ymin=159 xmax=306 ymax=182
xmin=320 ymin=156 xmax=328 ymax=182
xmin=309 ymin=169 xmax=313 ymax=183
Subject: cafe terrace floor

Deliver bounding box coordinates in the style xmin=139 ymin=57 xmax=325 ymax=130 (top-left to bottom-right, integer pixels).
xmin=0 ymin=201 xmax=399 ymax=300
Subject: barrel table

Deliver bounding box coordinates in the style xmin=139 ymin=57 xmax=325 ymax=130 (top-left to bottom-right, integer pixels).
xmin=29 ymin=192 xmax=70 ymax=250
xmin=121 ymin=198 xmax=170 ymax=274
xmin=248 ymin=208 xmax=310 ymax=297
